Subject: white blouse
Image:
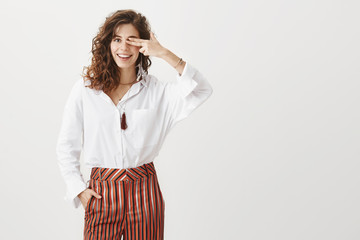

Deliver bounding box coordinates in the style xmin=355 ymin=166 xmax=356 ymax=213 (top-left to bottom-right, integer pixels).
xmin=56 ymin=61 xmax=213 ymax=209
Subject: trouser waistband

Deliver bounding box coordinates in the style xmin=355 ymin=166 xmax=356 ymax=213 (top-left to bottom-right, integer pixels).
xmin=89 ymin=161 xmax=156 ymax=183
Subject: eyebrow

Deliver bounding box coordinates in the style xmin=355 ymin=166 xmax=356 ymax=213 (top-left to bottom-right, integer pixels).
xmin=113 ymin=35 xmax=139 ymax=38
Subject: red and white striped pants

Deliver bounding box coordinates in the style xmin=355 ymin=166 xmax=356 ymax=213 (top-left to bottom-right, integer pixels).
xmin=84 ymin=161 xmax=165 ymax=240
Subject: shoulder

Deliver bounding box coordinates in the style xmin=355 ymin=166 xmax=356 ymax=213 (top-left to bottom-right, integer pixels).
xmin=144 ymin=74 xmax=163 ymax=88
xmin=76 ymin=77 xmax=91 ymax=88
xmin=145 ymin=74 xmax=167 ymax=86
xmin=145 ymin=74 xmax=158 ymax=82
xmin=71 ymin=78 xmax=86 ymax=88
xmin=67 ymin=78 xmax=87 ymax=99
xmin=72 ymin=77 xmax=94 ymax=93
xmin=142 ymin=74 xmax=170 ymax=98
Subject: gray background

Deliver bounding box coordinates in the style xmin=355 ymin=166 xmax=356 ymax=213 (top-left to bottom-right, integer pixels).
xmin=0 ymin=0 xmax=359 ymax=239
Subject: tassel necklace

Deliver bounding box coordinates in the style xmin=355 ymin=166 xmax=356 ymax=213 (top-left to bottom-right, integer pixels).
xmin=117 ymin=75 xmax=141 ymax=130
xmin=120 ymin=91 xmax=130 ymax=130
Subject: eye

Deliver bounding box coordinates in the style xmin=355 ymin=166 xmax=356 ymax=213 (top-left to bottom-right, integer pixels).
xmin=114 ymin=38 xmax=121 ymax=42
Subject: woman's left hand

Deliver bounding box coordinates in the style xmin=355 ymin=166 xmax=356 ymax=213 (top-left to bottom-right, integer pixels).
xmin=126 ymin=31 xmax=168 ymax=58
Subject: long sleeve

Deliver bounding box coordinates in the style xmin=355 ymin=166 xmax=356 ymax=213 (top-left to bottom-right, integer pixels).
xmin=56 ymin=79 xmax=87 ymax=209
xmin=163 ymin=62 xmax=213 ymax=129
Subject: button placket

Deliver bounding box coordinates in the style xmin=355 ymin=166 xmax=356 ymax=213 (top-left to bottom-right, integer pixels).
xmin=112 ymin=107 xmax=122 ymax=168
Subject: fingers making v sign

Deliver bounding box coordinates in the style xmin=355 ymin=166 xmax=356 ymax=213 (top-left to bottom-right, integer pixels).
xmin=126 ymin=31 xmax=168 ymax=58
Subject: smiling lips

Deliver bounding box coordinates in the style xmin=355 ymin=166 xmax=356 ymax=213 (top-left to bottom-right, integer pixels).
xmin=117 ymin=54 xmax=132 ymax=60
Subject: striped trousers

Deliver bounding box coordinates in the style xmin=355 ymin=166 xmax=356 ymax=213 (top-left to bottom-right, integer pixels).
xmin=84 ymin=161 xmax=165 ymax=240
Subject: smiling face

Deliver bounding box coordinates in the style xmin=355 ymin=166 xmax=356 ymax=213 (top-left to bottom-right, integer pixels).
xmin=110 ymin=23 xmax=141 ymax=71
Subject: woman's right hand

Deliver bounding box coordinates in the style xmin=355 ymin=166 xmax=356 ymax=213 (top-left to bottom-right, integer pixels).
xmin=78 ymin=188 xmax=102 ymax=210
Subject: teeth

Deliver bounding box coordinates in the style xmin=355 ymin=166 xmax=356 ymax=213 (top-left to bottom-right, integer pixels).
xmin=117 ymin=54 xmax=131 ymax=58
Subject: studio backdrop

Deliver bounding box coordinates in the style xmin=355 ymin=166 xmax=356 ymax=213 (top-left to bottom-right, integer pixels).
xmin=0 ymin=0 xmax=359 ymax=240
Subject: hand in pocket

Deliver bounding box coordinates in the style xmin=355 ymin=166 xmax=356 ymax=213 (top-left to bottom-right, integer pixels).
xmin=78 ymin=188 xmax=102 ymax=210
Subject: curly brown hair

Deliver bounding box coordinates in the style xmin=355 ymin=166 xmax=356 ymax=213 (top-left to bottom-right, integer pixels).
xmin=81 ymin=9 xmax=152 ymax=93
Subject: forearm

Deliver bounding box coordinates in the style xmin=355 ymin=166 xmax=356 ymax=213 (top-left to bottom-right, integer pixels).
xmin=160 ymin=48 xmax=186 ymax=76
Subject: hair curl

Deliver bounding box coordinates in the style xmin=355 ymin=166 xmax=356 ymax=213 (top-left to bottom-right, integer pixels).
xmin=81 ymin=9 xmax=152 ymax=93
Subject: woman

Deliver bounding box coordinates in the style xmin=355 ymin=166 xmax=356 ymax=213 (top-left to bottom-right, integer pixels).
xmin=56 ymin=9 xmax=213 ymax=240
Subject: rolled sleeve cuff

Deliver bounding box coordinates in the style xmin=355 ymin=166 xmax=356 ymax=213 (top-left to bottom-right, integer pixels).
xmin=64 ymin=179 xmax=87 ymax=209
xmin=174 ymin=61 xmax=199 ymax=98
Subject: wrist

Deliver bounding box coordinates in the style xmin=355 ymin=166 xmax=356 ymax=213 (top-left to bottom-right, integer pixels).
xmin=78 ymin=189 xmax=86 ymax=198
xmin=159 ymin=48 xmax=170 ymax=59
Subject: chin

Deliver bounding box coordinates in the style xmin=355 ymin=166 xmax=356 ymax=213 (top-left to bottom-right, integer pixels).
xmin=113 ymin=56 xmax=136 ymax=68
xmin=117 ymin=62 xmax=135 ymax=69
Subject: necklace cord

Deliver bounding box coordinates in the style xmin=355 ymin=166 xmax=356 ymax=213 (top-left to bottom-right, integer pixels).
xmin=119 ymin=75 xmax=141 ymax=130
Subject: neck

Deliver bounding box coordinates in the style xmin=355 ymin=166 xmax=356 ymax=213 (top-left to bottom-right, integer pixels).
xmin=119 ymin=66 xmax=137 ymax=84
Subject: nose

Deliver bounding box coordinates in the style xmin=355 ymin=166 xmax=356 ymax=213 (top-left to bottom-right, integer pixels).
xmin=119 ymin=40 xmax=129 ymax=50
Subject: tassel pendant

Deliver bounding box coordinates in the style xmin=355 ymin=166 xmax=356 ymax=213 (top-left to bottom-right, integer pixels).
xmin=121 ymin=112 xmax=127 ymax=130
